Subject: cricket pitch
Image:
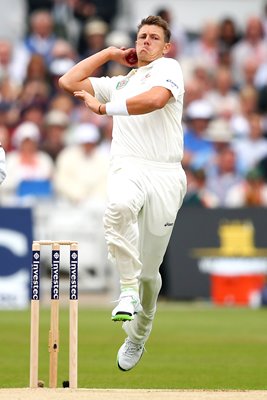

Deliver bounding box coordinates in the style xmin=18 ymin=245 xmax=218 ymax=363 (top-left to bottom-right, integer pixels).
xmin=0 ymin=389 xmax=267 ymax=400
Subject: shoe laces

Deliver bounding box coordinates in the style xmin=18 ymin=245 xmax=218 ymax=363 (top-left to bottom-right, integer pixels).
xmin=111 ymin=293 xmax=138 ymax=305
xmin=123 ymin=339 xmax=144 ymax=356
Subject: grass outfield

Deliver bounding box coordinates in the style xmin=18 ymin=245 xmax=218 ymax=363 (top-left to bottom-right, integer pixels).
xmin=1 ymin=302 xmax=267 ymax=389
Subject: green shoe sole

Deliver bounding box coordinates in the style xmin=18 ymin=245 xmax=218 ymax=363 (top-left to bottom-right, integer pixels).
xmin=112 ymin=314 xmax=134 ymax=322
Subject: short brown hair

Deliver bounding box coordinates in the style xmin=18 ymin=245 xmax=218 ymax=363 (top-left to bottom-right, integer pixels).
xmin=137 ymin=15 xmax=171 ymax=43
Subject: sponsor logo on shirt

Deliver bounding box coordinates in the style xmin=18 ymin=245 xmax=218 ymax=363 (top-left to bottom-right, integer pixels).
xmin=166 ymin=79 xmax=179 ymax=90
xmin=116 ymin=78 xmax=129 ymax=90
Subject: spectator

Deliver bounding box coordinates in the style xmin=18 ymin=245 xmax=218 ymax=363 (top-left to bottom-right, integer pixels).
xmin=2 ymin=121 xmax=54 ymax=204
xmin=41 ymin=109 xmax=70 ymax=162
xmin=204 ymin=116 xmax=237 ymax=172
xmin=79 ymin=18 xmax=108 ymax=64
xmin=19 ymin=79 xmax=51 ymax=112
xmin=191 ymin=62 xmax=213 ymax=94
xmin=0 ymin=102 xmax=15 ymax=131
xmin=20 ymin=56 xmax=51 ymax=111
xmin=26 ymin=10 xmax=56 ymax=64
xmin=53 ymin=123 xmax=108 ymax=204
xmin=218 ymin=17 xmax=240 ymax=50
xmin=20 ymin=103 xmax=47 ymax=134
xmin=184 ymin=77 xmax=205 ymax=108
xmin=241 ymin=58 xmax=261 ymax=90
xmin=205 ymin=145 xmax=244 ymax=206
xmin=49 ymin=92 xmax=75 ymax=116
xmin=12 ymin=9 xmax=57 ymax=84
xmin=230 ymin=86 xmax=259 ymax=139
xmin=233 ymin=113 xmax=267 ymax=174
xmin=205 ymin=117 xmax=233 ymax=150
xmin=0 ymin=39 xmax=21 ymax=89
xmin=205 ymin=66 xmax=240 ymax=119
xmin=231 ymin=16 xmax=267 ymax=86
xmin=50 ymin=38 xmax=77 ymax=64
xmin=71 ymin=98 xmax=103 ymax=130
xmin=48 ymin=38 xmax=77 ymax=94
xmin=25 ymin=53 xmax=49 ymax=83
xmin=217 ymin=46 xmax=232 ymax=69
xmin=0 ymin=40 xmax=22 ymax=104
xmin=225 ymin=167 xmax=267 ymax=207
xmin=0 ymin=74 xmax=19 ymax=105
xmin=51 ymin=0 xmax=81 ymax=47
xmin=186 ymin=20 xmax=221 ymax=69
xmin=183 ymin=99 xmax=215 ymax=169
xmin=183 ymin=167 xmax=219 ymax=207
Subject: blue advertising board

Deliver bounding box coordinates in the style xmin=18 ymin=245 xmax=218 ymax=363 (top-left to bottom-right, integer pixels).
xmin=0 ymin=207 xmax=33 ymax=308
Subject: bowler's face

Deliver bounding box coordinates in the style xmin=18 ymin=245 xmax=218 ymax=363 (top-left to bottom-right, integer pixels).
xmin=136 ymin=25 xmax=170 ymax=66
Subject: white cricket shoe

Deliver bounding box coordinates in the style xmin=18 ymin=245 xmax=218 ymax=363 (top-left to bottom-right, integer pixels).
xmin=117 ymin=337 xmax=145 ymax=371
xmin=111 ymin=291 xmax=142 ymax=322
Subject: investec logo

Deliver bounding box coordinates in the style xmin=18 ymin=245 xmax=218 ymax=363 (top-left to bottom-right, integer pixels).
xmin=32 ymin=251 xmax=40 ymax=300
xmin=70 ymin=251 xmax=78 ymax=300
xmin=52 ymin=251 xmax=60 ymax=299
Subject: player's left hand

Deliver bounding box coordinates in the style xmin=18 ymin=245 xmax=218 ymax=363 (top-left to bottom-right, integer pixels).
xmin=74 ymin=90 xmax=100 ymax=114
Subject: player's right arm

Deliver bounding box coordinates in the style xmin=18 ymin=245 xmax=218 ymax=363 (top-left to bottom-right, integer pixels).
xmin=58 ymin=47 xmax=135 ymax=96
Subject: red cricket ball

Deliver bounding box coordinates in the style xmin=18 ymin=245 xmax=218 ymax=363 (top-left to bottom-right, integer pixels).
xmin=125 ymin=49 xmax=138 ymax=65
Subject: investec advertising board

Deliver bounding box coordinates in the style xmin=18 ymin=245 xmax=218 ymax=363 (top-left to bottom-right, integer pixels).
xmin=0 ymin=208 xmax=32 ymax=308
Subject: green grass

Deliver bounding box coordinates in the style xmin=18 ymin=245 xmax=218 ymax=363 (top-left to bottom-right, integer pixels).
xmin=1 ymin=302 xmax=267 ymax=389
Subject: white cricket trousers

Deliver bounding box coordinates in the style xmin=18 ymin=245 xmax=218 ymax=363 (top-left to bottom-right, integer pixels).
xmin=104 ymin=156 xmax=187 ymax=343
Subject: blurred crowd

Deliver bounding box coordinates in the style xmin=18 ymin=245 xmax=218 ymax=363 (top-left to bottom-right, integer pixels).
xmin=0 ymin=0 xmax=267 ymax=209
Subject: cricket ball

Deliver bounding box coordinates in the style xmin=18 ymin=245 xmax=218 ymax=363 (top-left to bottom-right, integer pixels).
xmin=125 ymin=49 xmax=138 ymax=65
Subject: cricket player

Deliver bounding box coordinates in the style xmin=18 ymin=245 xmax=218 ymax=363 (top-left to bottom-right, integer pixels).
xmin=59 ymin=15 xmax=187 ymax=371
xmin=0 ymin=143 xmax=6 ymax=184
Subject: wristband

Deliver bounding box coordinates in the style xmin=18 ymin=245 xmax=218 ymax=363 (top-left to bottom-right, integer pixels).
xmin=106 ymin=99 xmax=129 ymax=116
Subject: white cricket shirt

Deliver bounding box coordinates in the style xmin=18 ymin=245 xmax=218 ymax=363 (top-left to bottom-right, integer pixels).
xmin=90 ymin=57 xmax=184 ymax=163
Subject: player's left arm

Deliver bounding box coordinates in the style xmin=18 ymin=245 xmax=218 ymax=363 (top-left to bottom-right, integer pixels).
xmin=74 ymin=86 xmax=172 ymax=115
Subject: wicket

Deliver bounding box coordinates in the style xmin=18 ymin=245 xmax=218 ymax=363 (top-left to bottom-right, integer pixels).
xmin=30 ymin=240 xmax=79 ymax=389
